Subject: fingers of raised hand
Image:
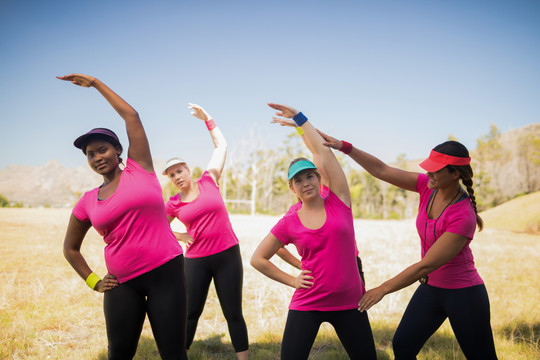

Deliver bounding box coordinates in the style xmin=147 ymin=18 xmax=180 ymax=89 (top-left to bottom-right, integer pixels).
xmin=267 ymin=103 xmax=282 ymax=110
xmin=188 ymin=103 xmax=209 ymax=120
xmin=56 ymin=74 xmax=94 ymax=87
xmin=316 ymin=129 xmax=327 ymax=139
xmin=271 ymin=117 xmax=295 ymax=127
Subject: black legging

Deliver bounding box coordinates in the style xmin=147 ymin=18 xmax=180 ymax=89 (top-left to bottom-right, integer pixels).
xmin=281 ymin=309 xmax=377 ymax=360
xmin=104 ymin=255 xmax=187 ymax=360
xmin=393 ymin=283 xmax=498 ymax=359
xmin=185 ymin=244 xmax=248 ymax=352
xmin=357 ymin=256 xmax=365 ymax=285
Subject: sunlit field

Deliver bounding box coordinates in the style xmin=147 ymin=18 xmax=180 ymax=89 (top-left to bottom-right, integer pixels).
xmin=1 ymin=208 xmax=538 ymax=359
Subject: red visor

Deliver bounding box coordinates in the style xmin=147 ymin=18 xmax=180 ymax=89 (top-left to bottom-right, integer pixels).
xmin=419 ymin=150 xmax=471 ymax=172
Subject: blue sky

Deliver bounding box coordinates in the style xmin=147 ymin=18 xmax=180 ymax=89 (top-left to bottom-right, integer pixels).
xmin=1 ymin=0 xmax=539 ymax=171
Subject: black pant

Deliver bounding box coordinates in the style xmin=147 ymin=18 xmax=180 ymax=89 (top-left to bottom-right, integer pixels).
xmin=281 ymin=309 xmax=377 ymax=360
xmin=393 ymin=283 xmax=498 ymax=359
xmin=185 ymin=244 xmax=248 ymax=352
xmin=104 ymin=255 xmax=187 ymax=360
xmin=357 ymin=256 xmax=366 ymax=285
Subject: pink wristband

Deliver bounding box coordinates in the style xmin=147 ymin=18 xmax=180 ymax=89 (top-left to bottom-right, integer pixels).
xmin=205 ymin=118 xmax=216 ymax=131
xmin=340 ymin=140 xmax=353 ymax=154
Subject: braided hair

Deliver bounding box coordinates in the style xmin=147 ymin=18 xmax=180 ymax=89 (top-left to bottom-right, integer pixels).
xmin=434 ymin=141 xmax=484 ymax=231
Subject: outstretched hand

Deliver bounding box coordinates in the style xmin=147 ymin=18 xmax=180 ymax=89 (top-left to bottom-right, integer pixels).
xmin=271 ymin=117 xmax=296 ymax=128
xmin=294 ymin=270 xmax=314 ymax=289
xmin=357 ymin=286 xmax=385 ymax=312
xmin=56 ymin=74 xmax=96 ymax=88
xmin=268 ymin=103 xmax=299 ymax=119
xmin=188 ymin=103 xmax=211 ymax=121
xmin=317 ymin=129 xmax=343 ymax=151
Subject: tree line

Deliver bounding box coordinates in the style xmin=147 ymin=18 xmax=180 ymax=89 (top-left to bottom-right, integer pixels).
xmin=162 ymin=124 xmax=540 ymax=219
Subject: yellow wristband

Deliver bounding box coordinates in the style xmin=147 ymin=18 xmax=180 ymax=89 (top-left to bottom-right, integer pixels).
xmin=296 ymin=127 xmax=304 ymax=136
xmin=86 ymin=272 xmax=101 ymax=290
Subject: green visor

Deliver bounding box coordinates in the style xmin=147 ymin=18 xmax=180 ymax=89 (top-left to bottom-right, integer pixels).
xmin=288 ymin=160 xmax=317 ymax=180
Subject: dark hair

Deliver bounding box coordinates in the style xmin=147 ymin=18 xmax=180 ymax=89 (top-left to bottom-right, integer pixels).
xmin=434 ymin=141 xmax=483 ymax=231
xmin=82 ymin=134 xmax=124 ymax=165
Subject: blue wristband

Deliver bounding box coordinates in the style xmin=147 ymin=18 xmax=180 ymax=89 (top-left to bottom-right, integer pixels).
xmin=292 ymin=112 xmax=308 ymax=127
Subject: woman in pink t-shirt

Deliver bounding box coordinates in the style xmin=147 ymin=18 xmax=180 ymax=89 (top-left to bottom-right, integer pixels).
xmin=163 ymin=104 xmax=248 ymax=360
xmin=59 ymin=74 xmax=187 ymax=359
xmin=320 ymin=133 xmax=497 ymax=359
xmin=251 ymin=104 xmax=377 ymax=360
xmin=271 ymin=118 xmax=366 ymax=284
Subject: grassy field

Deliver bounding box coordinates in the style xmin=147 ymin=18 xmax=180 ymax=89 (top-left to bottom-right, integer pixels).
xmin=481 ymin=191 xmax=540 ymax=234
xmin=0 ymin=207 xmax=539 ymax=359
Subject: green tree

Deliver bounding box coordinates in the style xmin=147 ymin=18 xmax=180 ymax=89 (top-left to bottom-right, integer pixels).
xmin=0 ymin=194 xmax=10 ymax=208
xmin=474 ymin=124 xmax=505 ymax=207
xmin=518 ymin=132 xmax=540 ymax=193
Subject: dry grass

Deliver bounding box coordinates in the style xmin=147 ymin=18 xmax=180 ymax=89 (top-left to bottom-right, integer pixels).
xmin=481 ymin=191 xmax=540 ymax=234
xmin=0 ymin=208 xmax=539 ymax=359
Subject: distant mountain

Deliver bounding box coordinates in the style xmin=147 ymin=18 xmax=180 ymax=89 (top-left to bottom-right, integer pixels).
xmin=0 ymin=159 xmax=169 ymax=207
xmin=1 ymin=123 xmax=539 ymax=209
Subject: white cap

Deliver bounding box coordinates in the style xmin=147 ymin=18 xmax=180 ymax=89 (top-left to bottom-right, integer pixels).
xmin=162 ymin=157 xmax=187 ymax=175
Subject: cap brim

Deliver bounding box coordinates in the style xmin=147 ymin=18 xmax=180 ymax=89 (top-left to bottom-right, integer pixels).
xmin=288 ymin=166 xmax=317 ymax=180
xmin=73 ymin=130 xmax=119 ymax=150
xmin=419 ymin=158 xmax=446 ymax=172
xmin=162 ymin=160 xmax=187 ymax=175
xmin=73 ymin=134 xmax=90 ymax=149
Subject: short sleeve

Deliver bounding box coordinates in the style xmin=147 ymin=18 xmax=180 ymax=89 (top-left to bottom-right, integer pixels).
xmin=270 ymin=215 xmax=292 ymax=245
xmin=72 ymin=193 xmax=90 ymax=222
xmin=165 ymin=194 xmax=180 ymax=218
xmin=416 ymin=173 xmax=431 ymax=198
xmin=286 ymin=202 xmax=301 ymax=215
xmin=200 ymin=170 xmax=218 ymax=188
xmin=446 ymin=207 xmax=477 ymax=240
xmin=165 ymin=200 xmax=175 ymax=218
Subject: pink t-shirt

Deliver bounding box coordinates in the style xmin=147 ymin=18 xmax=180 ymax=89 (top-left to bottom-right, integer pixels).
xmin=166 ymin=171 xmax=239 ymax=258
xmin=271 ymin=191 xmax=364 ymax=311
xmin=415 ymin=173 xmax=484 ymax=289
xmin=73 ymin=158 xmax=183 ymax=283
xmin=286 ymin=186 xmax=360 ymax=257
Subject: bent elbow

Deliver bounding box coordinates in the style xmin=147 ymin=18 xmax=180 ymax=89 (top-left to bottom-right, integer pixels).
xmin=418 ymin=261 xmax=439 ymax=278
xmin=63 ymin=245 xmax=74 ymax=262
xmin=249 ymin=255 xmax=258 ymax=269
xmin=250 ymin=254 xmax=263 ymax=271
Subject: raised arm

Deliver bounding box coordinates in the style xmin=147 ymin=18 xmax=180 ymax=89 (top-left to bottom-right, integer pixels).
xmin=271 ymin=117 xmax=329 ymax=188
xmin=189 ymin=103 xmax=227 ymax=183
xmin=268 ymin=103 xmax=349 ymax=205
xmin=318 ymin=130 xmax=419 ymax=192
xmin=358 ymin=231 xmax=468 ymax=311
xmin=57 ymin=74 xmax=153 ymax=172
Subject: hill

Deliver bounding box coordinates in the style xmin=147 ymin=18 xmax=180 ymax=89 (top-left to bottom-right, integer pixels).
xmin=481 ymin=191 xmax=540 ymax=234
xmin=0 ymin=159 xmax=169 ymax=207
xmin=0 ymin=123 xmax=538 ymax=210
